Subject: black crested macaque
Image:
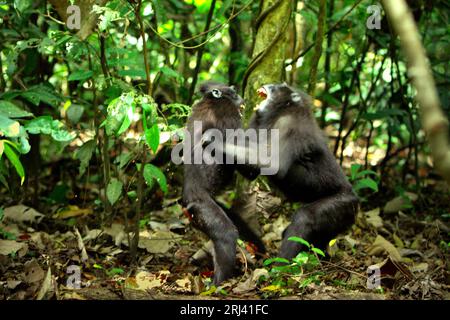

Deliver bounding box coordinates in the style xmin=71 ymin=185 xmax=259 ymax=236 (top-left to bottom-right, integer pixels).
xmin=214 ymin=83 xmax=359 ymax=259
xmin=182 ymin=82 xmax=262 ymax=285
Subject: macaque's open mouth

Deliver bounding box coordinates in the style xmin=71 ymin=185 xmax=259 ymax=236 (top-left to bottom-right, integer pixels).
xmin=257 ymin=87 xmax=268 ymax=100
xmin=254 ymin=86 xmax=268 ymax=111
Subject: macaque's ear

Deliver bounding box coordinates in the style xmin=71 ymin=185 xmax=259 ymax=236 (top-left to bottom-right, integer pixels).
xmin=199 ymin=83 xmax=222 ymax=98
xmin=229 ymin=85 xmax=236 ymax=92
xmin=211 ymin=88 xmax=222 ymax=98
xmin=199 ymin=83 xmax=210 ymax=95
xmin=291 ymin=92 xmax=302 ymax=103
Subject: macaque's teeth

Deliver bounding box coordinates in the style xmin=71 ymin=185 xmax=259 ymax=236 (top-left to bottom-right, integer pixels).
xmin=257 ymin=87 xmax=267 ymax=99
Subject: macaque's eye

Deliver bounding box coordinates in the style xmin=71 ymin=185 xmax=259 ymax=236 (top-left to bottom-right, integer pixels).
xmin=291 ymin=93 xmax=302 ymax=103
xmin=212 ymin=89 xmax=222 ymax=98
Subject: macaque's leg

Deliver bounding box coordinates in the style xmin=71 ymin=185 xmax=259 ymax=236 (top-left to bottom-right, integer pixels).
xmin=218 ymin=202 xmax=266 ymax=254
xmin=279 ymin=192 xmax=359 ymax=259
xmin=186 ymin=196 xmax=239 ymax=285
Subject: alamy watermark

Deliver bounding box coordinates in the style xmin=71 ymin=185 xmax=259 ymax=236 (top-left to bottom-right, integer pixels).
xmin=366 ymin=265 xmax=381 ymax=289
xmin=67 ymin=5 xmax=81 ymax=30
xmin=66 ymin=265 xmax=81 ymax=289
xmin=366 ymin=4 xmax=382 ymax=30
xmin=170 ymin=121 xmax=280 ymax=175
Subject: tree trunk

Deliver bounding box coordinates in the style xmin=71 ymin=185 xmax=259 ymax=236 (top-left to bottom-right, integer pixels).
xmin=381 ymin=0 xmax=450 ymax=184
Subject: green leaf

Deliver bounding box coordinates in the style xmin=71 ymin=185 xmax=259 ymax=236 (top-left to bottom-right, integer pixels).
xmin=288 ymin=236 xmax=311 ymax=248
xmin=51 ymin=129 xmax=75 ymax=142
xmin=263 ymin=257 xmax=290 ymax=266
xmin=0 ymin=115 xmax=20 ymax=138
xmin=160 ymin=66 xmax=182 ymax=81
xmin=25 ymin=116 xmax=53 ymax=135
xmin=68 ymin=70 xmax=94 ymax=81
xmin=355 ymin=169 xmax=378 ymax=179
xmin=145 ymin=124 xmax=160 ymax=154
xmin=293 ymin=251 xmax=310 ymax=265
xmin=311 ymin=247 xmax=326 ymax=257
xmin=21 ymin=85 xmax=62 ymax=108
xmin=354 ymin=178 xmax=378 ymax=192
xmin=0 ymin=101 xmax=33 ymax=118
xmin=25 ymin=116 xmax=74 ymax=142
xmin=14 ymin=0 xmax=33 ymax=13
xmin=350 ymin=164 xmax=361 ymax=180
xmin=75 ymin=140 xmax=96 ymax=177
xmin=66 ymin=104 xmax=85 ymax=124
xmin=143 ymin=163 xmax=167 ymax=193
xmin=107 ymin=178 xmax=123 ymax=205
xmin=105 ymin=92 xmax=136 ymax=136
xmin=3 ymin=142 xmax=25 ymax=185
xmin=116 ymin=112 xmax=132 ymax=136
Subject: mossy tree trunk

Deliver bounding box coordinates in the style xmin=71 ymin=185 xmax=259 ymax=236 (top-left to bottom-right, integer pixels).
xmin=242 ymin=0 xmax=293 ymax=119
xmin=232 ymin=0 xmax=293 ymax=246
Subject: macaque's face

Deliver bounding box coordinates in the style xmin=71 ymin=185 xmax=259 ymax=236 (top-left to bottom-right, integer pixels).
xmin=199 ymin=82 xmax=244 ymax=111
xmin=255 ymin=83 xmax=303 ymax=113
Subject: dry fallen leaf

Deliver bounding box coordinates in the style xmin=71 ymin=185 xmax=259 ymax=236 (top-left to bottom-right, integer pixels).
xmin=138 ymin=230 xmax=176 ymax=254
xmin=383 ymin=193 xmax=418 ymax=214
xmin=23 ymin=259 xmax=45 ymax=284
xmin=0 ymin=239 xmax=26 ymax=256
xmin=175 ymin=277 xmax=192 ymax=293
xmin=37 ymin=268 xmax=55 ymax=300
xmin=104 ymin=223 xmax=127 ymax=246
xmin=4 ymin=205 xmax=44 ymax=223
xmin=364 ymin=208 xmax=383 ymax=229
xmin=134 ymin=270 xmax=170 ymax=291
xmin=367 ymin=235 xmax=403 ymax=262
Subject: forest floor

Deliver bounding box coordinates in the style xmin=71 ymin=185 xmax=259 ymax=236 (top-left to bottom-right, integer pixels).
xmin=0 ymin=178 xmax=449 ymax=300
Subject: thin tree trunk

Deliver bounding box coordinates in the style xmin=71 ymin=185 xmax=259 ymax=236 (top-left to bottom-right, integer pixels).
xmin=381 ymin=0 xmax=450 ymax=184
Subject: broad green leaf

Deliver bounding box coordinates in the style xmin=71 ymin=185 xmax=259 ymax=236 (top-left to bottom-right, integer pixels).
xmin=68 ymin=70 xmax=94 ymax=81
xmin=293 ymin=252 xmax=310 ymax=265
xmin=3 ymin=142 xmax=25 ymax=185
xmin=25 ymin=116 xmax=74 ymax=142
xmin=105 ymin=92 xmax=136 ymax=136
xmin=107 ymin=178 xmax=123 ymax=205
xmin=311 ymin=247 xmax=326 ymax=257
xmin=0 ymin=115 xmax=20 ymax=137
xmin=145 ymin=124 xmax=160 ymax=154
xmin=75 ymin=140 xmax=96 ymax=177
xmin=143 ymin=163 xmax=167 ymax=193
xmin=66 ymin=104 xmax=85 ymax=124
xmin=263 ymin=257 xmax=290 ymax=266
xmin=354 ymin=178 xmax=378 ymax=192
xmin=350 ymin=164 xmax=361 ymax=180
xmin=355 ymin=169 xmax=378 ymax=179
xmin=21 ymin=85 xmax=62 ymax=108
xmin=0 ymin=100 xmax=33 ymax=118
xmin=25 ymin=116 xmax=53 ymax=135
xmin=16 ymin=127 xmax=30 ymax=154
xmin=116 ymin=113 xmax=132 ymax=136
xmin=51 ymin=129 xmax=75 ymax=142
xmin=160 ymin=66 xmax=182 ymax=81
xmin=14 ymin=0 xmax=33 ymax=13
xmin=288 ymin=236 xmax=311 ymax=248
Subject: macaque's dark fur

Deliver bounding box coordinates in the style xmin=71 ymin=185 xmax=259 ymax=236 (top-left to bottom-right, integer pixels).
xmin=232 ymin=83 xmax=359 ymax=259
xmin=182 ymin=82 xmax=262 ymax=285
